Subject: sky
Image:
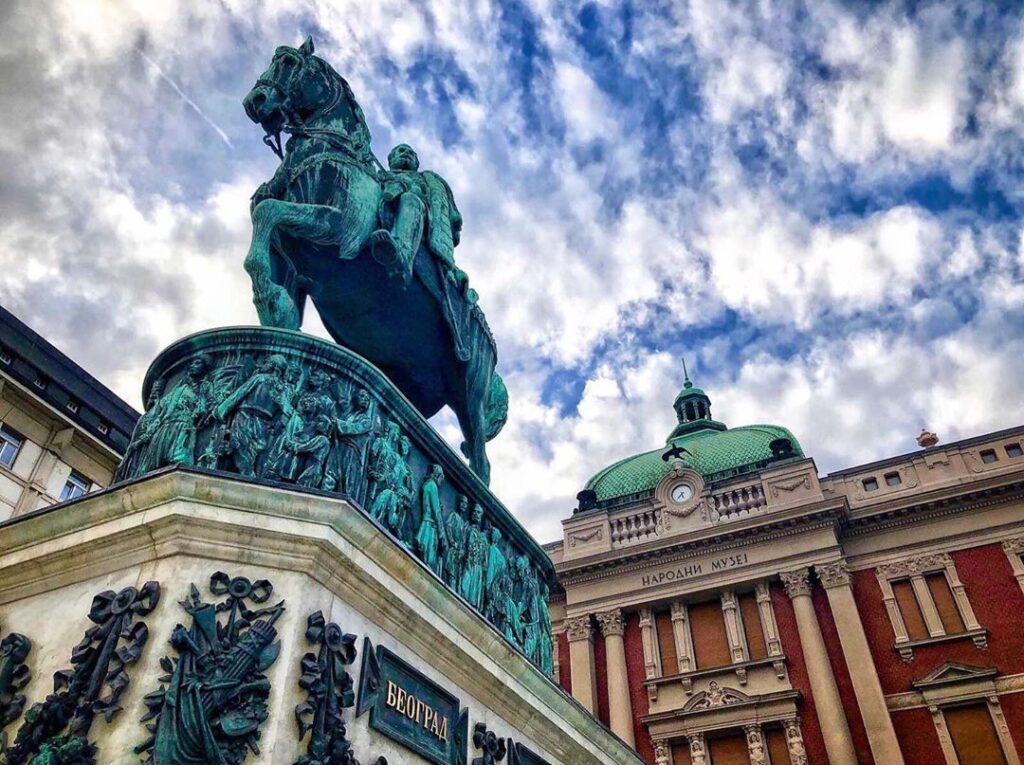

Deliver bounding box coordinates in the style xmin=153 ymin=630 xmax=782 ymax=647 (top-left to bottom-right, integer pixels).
xmin=1 ymin=0 xmax=1023 ymax=543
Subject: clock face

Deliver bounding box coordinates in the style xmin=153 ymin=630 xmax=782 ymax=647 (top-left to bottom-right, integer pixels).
xmin=670 ymin=483 xmax=693 ymax=503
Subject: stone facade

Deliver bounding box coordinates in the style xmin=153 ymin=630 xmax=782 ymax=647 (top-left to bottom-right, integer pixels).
xmin=551 ymin=403 xmax=1024 ymax=765
xmin=0 ymin=305 xmax=137 ymax=521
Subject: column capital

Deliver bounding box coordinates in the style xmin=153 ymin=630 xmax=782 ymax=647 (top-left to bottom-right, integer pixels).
xmin=595 ymin=609 xmax=625 ymax=637
xmin=780 ymin=567 xmax=812 ymax=599
xmin=565 ymin=614 xmax=593 ymax=642
xmin=817 ymin=560 xmax=851 ymax=589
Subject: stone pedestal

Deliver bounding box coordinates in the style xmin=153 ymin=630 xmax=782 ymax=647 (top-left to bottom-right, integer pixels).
xmin=0 ymin=472 xmax=641 ymax=765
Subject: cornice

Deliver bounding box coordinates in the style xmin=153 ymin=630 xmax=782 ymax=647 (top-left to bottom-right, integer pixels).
xmin=840 ymin=478 xmax=1024 ymax=539
xmin=557 ymin=500 xmax=845 ymax=585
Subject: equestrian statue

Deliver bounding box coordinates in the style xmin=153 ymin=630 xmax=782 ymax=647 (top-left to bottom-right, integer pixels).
xmin=242 ymin=37 xmax=507 ymax=484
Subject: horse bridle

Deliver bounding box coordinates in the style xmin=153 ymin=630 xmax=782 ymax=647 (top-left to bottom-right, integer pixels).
xmin=254 ymin=54 xmax=346 ymax=161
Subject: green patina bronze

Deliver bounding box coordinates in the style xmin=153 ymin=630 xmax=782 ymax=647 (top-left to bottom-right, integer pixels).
xmin=114 ymin=327 xmax=555 ymax=676
xmin=292 ymin=612 xmax=386 ymax=765
xmin=0 ymin=629 xmax=32 ymax=753
xmin=5 ymin=583 xmax=160 ymax=765
xmin=356 ymin=639 xmax=468 ymax=765
xmin=241 ymin=37 xmax=506 ymax=484
xmin=583 ymin=372 xmax=804 ymax=505
xmin=137 ymin=573 xmax=285 ymax=765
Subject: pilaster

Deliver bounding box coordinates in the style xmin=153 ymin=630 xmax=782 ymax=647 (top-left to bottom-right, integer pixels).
xmin=566 ymin=614 xmax=598 ymax=713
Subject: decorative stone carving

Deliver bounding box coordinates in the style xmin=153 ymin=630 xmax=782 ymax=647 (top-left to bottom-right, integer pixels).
xmin=784 ymin=718 xmax=808 ymax=765
xmin=653 ymin=739 xmax=669 ymax=765
xmin=683 ymin=681 xmax=748 ymax=711
xmin=779 ymin=568 xmax=812 ymax=599
xmin=5 ymin=582 xmax=160 ymax=765
xmin=137 ymin=573 xmax=284 ymax=765
xmin=689 ymin=732 xmax=707 ymax=765
xmin=568 ymin=527 xmax=602 ymax=547
xmin=0 ymin=629 xmax=32 ymax=750
xmin=876 ymin=552 xmax=952 ymax=578
xmin=595 ymin=610 xmax=625 ymax=638
xmin=745 ymin=725 xmax=767 ymax=765
xmin=769 ymin=475 xmax=810 ymax=496
xmin=114 ymin=329 xmax=555 ymax=676
xmin=472 ymin=721 xmax=507 ymax=765
xmin=242 ymin=39 xmax=505 ymax=484
xmin=293 ymin=611 xmax=387 ymax=765
xmin=1002 ymin=536 xmax=1024 ymax=555
xmin=816 ymin=560 xmax=851 ymax=589
xmin=564 ymin=616 xmax=592 ymax=643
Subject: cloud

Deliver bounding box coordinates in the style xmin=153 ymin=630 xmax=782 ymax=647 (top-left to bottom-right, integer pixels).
xmin=1 ymin=0 xmax=1023 ymax=546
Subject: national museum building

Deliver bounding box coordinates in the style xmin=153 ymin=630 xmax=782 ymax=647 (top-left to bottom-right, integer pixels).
xmin=550 ymin=374 xmax=1024 ymax=765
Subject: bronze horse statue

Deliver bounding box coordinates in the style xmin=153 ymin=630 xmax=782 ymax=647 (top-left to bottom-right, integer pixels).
xmin=242 ymin=38 xmax=506 ymax=484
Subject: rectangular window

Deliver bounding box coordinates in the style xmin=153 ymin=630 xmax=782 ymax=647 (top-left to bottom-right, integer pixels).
xmin=0 ymin=423 xmax=23 ymax=468
xmin=59 ymin=471 xmax=90 ymax=502
xmin=926 ymin=572 xmax=965 ymax=634
xmin=655 ymin=610 xmax=678 ymax=676
xmin=738 ymin=592 xmax=768 ymax=660
xmin=707 ymin=733 xmax=750 ymax=765
xmin=945 ymin=703 xmax=1008 ymax=765
xmin=670 ymin=743 xmax=692 ymax=765
xmin=862 ymin=477 xmax=879 ymax=491
xmin=980 ymin=449 xmax=998 ymax=464
xmin=1006 ymin=443 xmax=1023 ymax=458
xmin=885 ymin=471 xmax=902 ymax=487
xmin=892 ymin=579 xmax=929 ymax=641
xmin=765 ymin=727 xmax=790 ymax=765
xmin=689 ymin=599 xmax=732 ymax=669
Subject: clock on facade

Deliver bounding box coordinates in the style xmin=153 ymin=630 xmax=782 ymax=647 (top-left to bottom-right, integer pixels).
xmin=670 ymin=483 xmax=693 ymax=503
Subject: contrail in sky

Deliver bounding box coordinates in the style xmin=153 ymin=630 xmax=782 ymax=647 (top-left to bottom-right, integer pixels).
xmin=137 ymin=49 xmax=234 ymax=149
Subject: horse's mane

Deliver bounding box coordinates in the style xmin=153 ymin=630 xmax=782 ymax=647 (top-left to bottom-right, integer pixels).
xmin=309 ymin=55 xmax=373 ymax=153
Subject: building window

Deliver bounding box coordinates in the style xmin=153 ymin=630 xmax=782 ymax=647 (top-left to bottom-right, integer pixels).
xmin=59 ymin=471 xmax=90 ymax=502
xmin=689 ymin=599 xmax=732 ymax=670
xmin=891 ymin=578 xmax=929 ymax=641
xmin=944 ymin=703 xmax=1009 ymax=765
xmin=862 ymin=477 xmax=879 ymax=491
xmin=670 ymin=743 xmax=691 ymax=765
xmin=885 ymin=471 xmax=902 ymax=487
xmin=655 ymin=609 xmax=679 ymax=676
xmin=0 ymin=423 xmax=24 ymax=468
xmin=737 ymin=592 xmax=768 ymax=660
xmin=876 ymin=553 xmax=985 ymax=660
xmin=706 ymin=732 xmax=750 ymax=765
xmin=1006 ymin=443 xmax=1023 ymax=459
xmin=1001 ymin=538 xmax=1024 ymax=597
xmin=980 ymin=449 xmax=998 ymax=464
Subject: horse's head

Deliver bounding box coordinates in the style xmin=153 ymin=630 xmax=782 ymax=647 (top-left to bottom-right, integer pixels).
xmin=244 ymin=37 xmax=328 ymax=140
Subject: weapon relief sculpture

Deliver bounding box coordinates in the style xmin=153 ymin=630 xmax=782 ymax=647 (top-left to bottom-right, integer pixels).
xmin=0 ymin=628 xmax=32 ymax=752
xmin=293 ymin=612 xmax=386 ymax=765
xmin=137 ymin=572 xmax=284 ymax=765
xmin=4 ymin=582 xmax=160 ymax=765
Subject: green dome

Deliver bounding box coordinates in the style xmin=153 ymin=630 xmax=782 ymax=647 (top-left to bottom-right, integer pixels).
xmin=581 ymin=371 xmax=804 ymax=505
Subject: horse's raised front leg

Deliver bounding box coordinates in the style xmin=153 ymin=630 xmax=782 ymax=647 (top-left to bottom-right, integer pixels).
xmin=246 ymin=199 xmax=356 ymax=329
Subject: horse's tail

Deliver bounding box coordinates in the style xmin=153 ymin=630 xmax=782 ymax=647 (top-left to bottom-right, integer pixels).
xmin=484 ymin=372 xmax=508 ymax=441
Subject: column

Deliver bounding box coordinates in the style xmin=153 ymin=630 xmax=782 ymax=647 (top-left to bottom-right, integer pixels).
xmin=565 ymin=614 xmax=597 ymax=713
xmin=816 ymin=561 xmax=905 ymax=765
xmin=596 ymin=609 xmax=635 ymax=746
xmin=784 ymin=718 xmax=809 ymax=765
xmin=779 ymin=568 xmax=857 ymax=765
xmin=745 ymin=725 xmax=767 ymax=765
xmin=689 ymin=732 xmax=707 ymax=765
